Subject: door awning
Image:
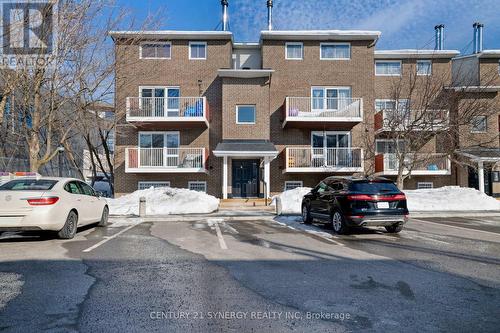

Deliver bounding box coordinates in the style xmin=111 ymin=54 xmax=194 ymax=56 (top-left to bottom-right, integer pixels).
xmin=456 ymin=148 xmax=500 ymax=162
xmin=213 ymin=140 xmax=279 ymax=157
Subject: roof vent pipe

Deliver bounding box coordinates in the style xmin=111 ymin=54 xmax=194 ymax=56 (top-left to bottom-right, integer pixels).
xmin=473 ymin=22 xmax=483 ymax=53
xmin=434 ymin=24 xmax=444 ymax=50
xmin=267 ymin=0 xmax=273 ymax=31
xmin=221 ymin=0 xmax=229 ymax=31
xmin=476 ymin=22 xmax=483 ymax=53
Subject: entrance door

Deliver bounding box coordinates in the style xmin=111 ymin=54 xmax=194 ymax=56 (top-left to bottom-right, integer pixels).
xmin=232 ymin=159 xmax=259 ymax=198
xmin=468 ymin=166 xmax=493 ymax=195
xmin=311 ymin=131 xmax=351 ymax=167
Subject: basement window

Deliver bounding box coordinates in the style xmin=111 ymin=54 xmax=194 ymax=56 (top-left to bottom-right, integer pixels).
xmin=138 ymin=181 xmax=170 ymax=190
xmin=188 ymin=181 xmax=207 ymax=192
xmin=284 ymin=181 xmax=303 ymax=191
xmin=417 ymin=182 xmax=434 ymax=189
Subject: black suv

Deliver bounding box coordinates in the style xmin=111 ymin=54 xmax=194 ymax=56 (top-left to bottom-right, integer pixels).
xmin=301 ymin=177 xmax=409 ymax=234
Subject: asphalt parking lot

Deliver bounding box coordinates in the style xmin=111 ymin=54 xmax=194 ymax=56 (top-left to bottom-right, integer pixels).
xmin=0 ymin=214 xmax=499 ymax=332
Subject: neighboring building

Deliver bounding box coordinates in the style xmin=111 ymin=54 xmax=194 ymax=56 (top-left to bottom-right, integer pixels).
xmin=110 ymin=4 xmax=499 ymax=198
xmin=451 ymin=24 xmax=500 ymax=196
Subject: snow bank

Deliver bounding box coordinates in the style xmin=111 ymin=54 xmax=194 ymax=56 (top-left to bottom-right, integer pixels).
xmin=404 ymin=186 xmax=500 ymax=211
xmin=271 ymin=187 xmax=312 ymax=215
xmin=107 ymin=187 xmax=219 ymax=216
xmin=272 ymin=185 xmax=500 ymax=215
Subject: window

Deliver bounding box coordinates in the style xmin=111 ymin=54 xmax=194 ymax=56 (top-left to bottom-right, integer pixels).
xmin=417 ymin=182 xmax=434 ymax=189
xmin=140 ymin=87 xmax=180 ymax=117
xmin=416 ymin=60 xmax=432 ymax=75
xmin=320 ymin=43 xmax=350 ymax=60
xmin=375 ymin=139 xmax=405 ymax=154
xmin=64 ymin=181 xmax=82 ymax=194
xmin=188 ymin=181 xmax=207 ymax=192
xmin=375 ymin=61 xmax=402 ymax=76
xmin=348 ymin=181 xmax=399 ymax=194
xmin=236 ymin=105 xmax=256 ymax=124
xmin=285 ymin=42 xmax=303 ymax=60
xmin=0 ymin=179 xmax=58 ymax=191
xmin=189 ymin=42 xmax=207 ymax=60
xmin=311 ymin=86 xmax=352 ymax=111
xmin=471 ymin=115 xmax=487 ymax=133
xmin=80 ymin=182 xmax=96 ymax=196
xmin=284 ymin=181 xmax=303 ymax=191
xmin=140 ymin=42 xmax=171 ymax=59
xmin=139 ymin=132 xmax=179 ymax=149
xmin=138 ymin=182 xmax=170 ymax=190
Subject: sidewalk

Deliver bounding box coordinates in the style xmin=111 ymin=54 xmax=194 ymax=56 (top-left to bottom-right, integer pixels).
xmin=409 ymin=211 xmax=500 ymax=218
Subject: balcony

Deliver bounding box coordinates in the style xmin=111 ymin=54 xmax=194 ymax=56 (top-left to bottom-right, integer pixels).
xmin=284 ymin=147 xmax=363 ymax=173
xmin=374 ymin=109 xmax=448 ymax=133
xmin=374 ymin=153 xmax=451 ymax=175
xmin=125 ymin=147 xmax=207 ymax=173
xmin=126 ymin=97 xmax=209 ymax=127
xmin=283 ymin=97 xmax=363 ymax=128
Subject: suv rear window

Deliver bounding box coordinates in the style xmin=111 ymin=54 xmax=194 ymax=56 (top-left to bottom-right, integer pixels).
xmin=0 ymin=179 xmax=58 ymax=191
xmin=349 ymin=181 xmax=399 ymax=194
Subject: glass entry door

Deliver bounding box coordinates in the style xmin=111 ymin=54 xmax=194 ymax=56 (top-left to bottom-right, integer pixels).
xmin=311 ymin=87 xmax=351 ymax=112
xmin=140 ymin=87 xmax=180 ymax=117
xmin=138 ymin=132 xmax=180 ymax=167
xmin=312 ymin=131 xmax=350 ymax=167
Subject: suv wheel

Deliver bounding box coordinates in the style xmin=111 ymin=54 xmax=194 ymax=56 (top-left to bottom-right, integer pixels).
xmin=331 ymin=211 xmax=348 ymax=234
xmin=302 ymin=204 xmax=312 ymax=224
xmin=385 ymin=224 xmax=403 ymax=233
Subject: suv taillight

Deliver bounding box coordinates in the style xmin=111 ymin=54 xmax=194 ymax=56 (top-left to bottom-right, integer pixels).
xmin=26 ymin=197 xmax=59 ymax=206
xmin=347 ymin=194 xmax=406 ymax=201
xmin=347 ymin=194 xmax=374 ymax=201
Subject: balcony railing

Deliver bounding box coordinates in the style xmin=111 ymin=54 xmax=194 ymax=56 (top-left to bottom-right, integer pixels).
xmin=125 ymin=147 xmax=206 ymax=173
xmin=284 ymin=97 xmax=363 ymax=126
xmin=126 ymin=97 xmax=208 ymax=122
xmin=375 ymin=153 xmax=450 ymax=175
xmin=374 ymin=109 xmax=448 ymax=132
xmin=284 ymin=147 xmax=363 ymax=172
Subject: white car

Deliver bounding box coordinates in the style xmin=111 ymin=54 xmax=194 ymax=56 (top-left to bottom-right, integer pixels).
xmin=0 ymin=177 xmax=109 ymax=239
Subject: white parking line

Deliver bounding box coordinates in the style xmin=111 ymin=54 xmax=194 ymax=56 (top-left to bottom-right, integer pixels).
xmin=411 ymin=218 xmax=500 ymax=237
xmin=214 ymin=222 xmax=228 ymax=250
xmin=82 ymin=224 xmax=139 ymax=253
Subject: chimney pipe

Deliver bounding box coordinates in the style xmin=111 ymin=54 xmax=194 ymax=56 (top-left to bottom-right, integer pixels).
xmin=434 ymin=25 xmax=445 ymax=50
xmin=267 ymin=0 xmax=273 ymax=31
xmin=473 ymin=22 xmax=483 ymax=53
xmin=477 ymin=22 xmax=483 ymax=53
xmin=221 ymin=0 xmax=229 ymax=31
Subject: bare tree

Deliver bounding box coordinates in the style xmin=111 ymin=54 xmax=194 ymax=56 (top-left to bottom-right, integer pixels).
xmin=364 ymin=61 xmax=499 ymax=189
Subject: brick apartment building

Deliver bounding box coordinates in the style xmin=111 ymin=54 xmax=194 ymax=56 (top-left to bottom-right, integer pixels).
xmin=110 ymin=3 xmax=500 ymax=199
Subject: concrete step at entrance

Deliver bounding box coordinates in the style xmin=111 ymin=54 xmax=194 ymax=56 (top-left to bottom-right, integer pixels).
xmin=220 ymin=198 xmax=274 ymax=211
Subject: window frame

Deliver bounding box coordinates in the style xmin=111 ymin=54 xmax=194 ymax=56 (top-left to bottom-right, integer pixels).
xmin=417 ymin=182 xmax=434 ymax=189
xmin=284 ymin=181 xmax=303 ymax=191
xmin=138 ymin=181 xmax=171 ymax=190
xmin=471 ymin=115 xmax=487 ymax=133
xmin=189 ymin=41 xmax=207 ymax=60
xmin=236 ymin=105 xmax=256 ymax=125
xmin=285 ymin=42 xmax=303 ymax=60
xmin=188 ymin=181 xmax=207 ymax=192
xmin=375 ymin=60 xmax=402 ymax=76
xmin=139 ymin=42 xmax=172 ymax=60
xmin=320 ymin=42 xmax=351 ymax=60
xmin=375 ymin=139 xmax=406 ymax=154
xmin=138 ymin=131 xmax=180 ymax=149
xmin=416 ymin=59 xmax=432 ymax=76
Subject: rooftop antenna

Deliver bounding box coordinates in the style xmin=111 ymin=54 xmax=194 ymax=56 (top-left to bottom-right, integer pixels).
xmin=221 ymin=0 xmax=229 ymax=31
xmin=267 ymin=0 xmax=273 ymax=31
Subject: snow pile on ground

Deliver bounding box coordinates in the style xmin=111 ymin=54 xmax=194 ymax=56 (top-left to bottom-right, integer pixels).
xmin=272 ymin=185 xmax=500 ymax=215
xmin=404 ymin=186 xmax=500 ymax=211
xmin=271 ymin=187 xmax=312 ymax=215
xmin=107 ymin=187 xmax=219 ymax=216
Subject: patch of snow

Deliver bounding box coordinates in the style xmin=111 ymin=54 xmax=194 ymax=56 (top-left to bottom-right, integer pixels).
xmin=404 ymin=186 xmax=500 ymax=211
xmin=274 ymin=216 xmax=342 ymax=243
xmin=107 ymin=187 xmax=219 ymax=216
xmin=272 ymin=185 xmax=500 ymax=215
xmin=271 ymin=187 xmax=312 ymax=215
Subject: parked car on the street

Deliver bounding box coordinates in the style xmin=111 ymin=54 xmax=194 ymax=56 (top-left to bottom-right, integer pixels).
xmin=301 ymin=176 xmax=409 ymax=234
xmin=0 ymin=177 xmax=109 ymax=239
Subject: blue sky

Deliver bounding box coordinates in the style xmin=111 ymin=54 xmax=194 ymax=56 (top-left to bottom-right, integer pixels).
xmin=116 ymin=0 xmax=500 ymax=53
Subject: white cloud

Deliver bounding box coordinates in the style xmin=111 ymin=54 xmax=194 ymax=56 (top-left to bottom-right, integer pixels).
xmin=229 ymin=0 xmax=500 ymax=51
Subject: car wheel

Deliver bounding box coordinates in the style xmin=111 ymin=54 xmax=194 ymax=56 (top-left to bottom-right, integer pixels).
xmin=331 ymin=211 xmax=349 ymax=234
xmin=57 ymin=211 xmax=78 ymax=239
xmin=385 ymin=224 xmax=403 ymax=233
xmin=97 ymin=206 xmax=109 ymax=227
xmin=302 ymin=204 xmax=312 ymax=224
